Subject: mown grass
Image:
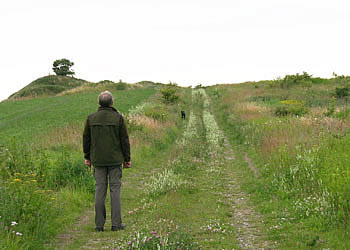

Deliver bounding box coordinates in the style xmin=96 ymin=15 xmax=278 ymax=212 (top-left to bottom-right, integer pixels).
xmin=0 ymin=88 xmax=156 ymax=249
xmin=207 ymin=76 xmax=350 ymax=248
xmin=0 ymin=88 xmax=156 ymax=142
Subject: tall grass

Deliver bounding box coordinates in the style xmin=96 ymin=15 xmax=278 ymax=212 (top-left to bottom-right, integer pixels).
xmin=207 ymin=78 xmax=350 ymax=247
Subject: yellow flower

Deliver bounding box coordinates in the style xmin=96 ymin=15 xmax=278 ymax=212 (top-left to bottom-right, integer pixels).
xmin=14 ymin=179 xmax=21 ymax=182
xmin=14 ymin=173 xmax=21 ymax=176
xmin=280 ymin=99 xmax=304 ymax=105
xmin=42 ymin=174 xmax=45 ymax=177
xmin=51 ymin=197 xmax=56 ymax=200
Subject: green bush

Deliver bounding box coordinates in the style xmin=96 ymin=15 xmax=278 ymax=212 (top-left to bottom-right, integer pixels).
xmin=115 ymin=82 xmax=127 ymax=90
xmin=279 ymin=72 xmax=312 ymax=88
xmin=335 ymin=87 xmax=350 ymax=98
xmin=160 ymin=86 xmax=179 ymax=103
xmin=274 ymin=100 xmax=308 ymax=116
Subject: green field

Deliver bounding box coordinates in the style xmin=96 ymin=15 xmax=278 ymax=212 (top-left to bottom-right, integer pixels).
xmin=2 ymin=74 xmax=350 ymax=249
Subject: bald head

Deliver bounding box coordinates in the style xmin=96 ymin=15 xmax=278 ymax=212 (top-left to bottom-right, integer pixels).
xmin=98 ymin=91 xmax=114 ymax=107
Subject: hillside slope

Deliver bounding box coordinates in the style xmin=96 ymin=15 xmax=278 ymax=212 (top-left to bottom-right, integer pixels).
xmin=0 ymin=87 xmax=158 ymax=249
xmin=8 ymin=75 xmax=89 ymax=99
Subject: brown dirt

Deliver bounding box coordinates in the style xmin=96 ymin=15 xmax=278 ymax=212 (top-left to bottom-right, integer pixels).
xmin=52 ymin=209 xmax=94 ymax=249
xmin=222 ymin=139 xmax=272 ymax=249
xmin=244 ymin=152 xmax=259 ymax=178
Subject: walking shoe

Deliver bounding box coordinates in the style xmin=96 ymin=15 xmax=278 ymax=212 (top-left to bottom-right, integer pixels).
xmin=111 ymin=224 xmax=126 ymax=231
xmin=95 ymin=227 xmax=104 ymax=232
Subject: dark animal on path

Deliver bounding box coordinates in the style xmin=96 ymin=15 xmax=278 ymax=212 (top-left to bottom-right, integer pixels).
xmin=181 ymin=110 xmax=186 ymax=119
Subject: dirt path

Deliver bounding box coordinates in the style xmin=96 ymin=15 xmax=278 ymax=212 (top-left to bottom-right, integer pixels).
xmin=51 ymin=209 xmax=94 ymax=249
xmin=201 ymin=88 xmax=272 ymax=249
xmin=221 ymin=140 xmax=271 ymax=249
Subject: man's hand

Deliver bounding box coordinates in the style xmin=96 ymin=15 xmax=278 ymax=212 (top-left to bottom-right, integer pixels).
xmin=85 ymin=159 xmax=91 ymax=172
xmin=123 ymin=162 xmax=131 ymax=169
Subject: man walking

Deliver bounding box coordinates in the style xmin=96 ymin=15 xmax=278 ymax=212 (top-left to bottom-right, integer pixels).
xmin=83 ymin=91 xmax=131 ymax=232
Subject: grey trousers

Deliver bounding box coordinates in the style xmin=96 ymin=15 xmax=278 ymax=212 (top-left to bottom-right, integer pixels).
xmin=93 ymin=165 xmax=122 ymax=228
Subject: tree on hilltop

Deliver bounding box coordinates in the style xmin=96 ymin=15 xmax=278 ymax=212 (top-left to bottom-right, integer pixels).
xmin=52 ymin=58 xmax=75 ymax=76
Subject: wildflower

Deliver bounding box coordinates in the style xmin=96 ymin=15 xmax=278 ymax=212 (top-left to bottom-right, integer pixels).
xmin=16 ymin=232 xmax=22 ymax=236
xmin=51 ymin=197 xmax=56 ymax=200
xmin=11 ymin=221 xmax=18 ymax=226
xmin=14 ymin=179 xmax=21 ymax=182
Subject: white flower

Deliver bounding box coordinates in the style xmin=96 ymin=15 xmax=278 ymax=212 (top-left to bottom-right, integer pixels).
xmin=11 ymin=221 xmax=18 ymax=226
xmin=16 ymin=232 xmax=23 ymax=236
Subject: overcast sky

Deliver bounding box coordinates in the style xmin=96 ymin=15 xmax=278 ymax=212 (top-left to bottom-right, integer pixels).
xmin=1 ymin=0 xmax=350 ymax=101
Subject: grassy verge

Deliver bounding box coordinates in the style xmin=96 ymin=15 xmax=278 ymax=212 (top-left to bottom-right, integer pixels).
xmin=207 ymin=80 xmax=350 ymax=248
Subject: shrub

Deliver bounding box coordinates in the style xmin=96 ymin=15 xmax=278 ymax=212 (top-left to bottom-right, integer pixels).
xmin=274 ymin=100 xmax=308 ymax=116
xmin=335 ymin=87 xmax=350 ymax=98
xmin=115 ymin=82 xmax=127 ymax=90
xmin=279 ymin=72 xmax=312 ymax=88
xmin=160 ymin=86 xmax=179 ymax=103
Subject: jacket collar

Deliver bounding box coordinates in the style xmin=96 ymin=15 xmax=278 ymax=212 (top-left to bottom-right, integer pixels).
xmin=98 ymin=106 xmax=118 ymax=113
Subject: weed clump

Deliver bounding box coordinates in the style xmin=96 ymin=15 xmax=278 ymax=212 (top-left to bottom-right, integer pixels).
xmin=145 ymin=169 xmax=186 ymax=198
xmin=114 ymin=227 xmax=198 ymax=249
xmin=274 ymin=100 xmax=308 ymax=117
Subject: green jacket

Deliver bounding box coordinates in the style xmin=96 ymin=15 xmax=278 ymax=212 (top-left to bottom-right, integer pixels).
xmin=83 ymin=106 xmax=130 ymax=167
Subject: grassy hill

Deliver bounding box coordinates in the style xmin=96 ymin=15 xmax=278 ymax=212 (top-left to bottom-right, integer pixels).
xmin=0 ymin=86 xmax=159 ymax=248
xmin=3 ymin=73 xmax=350 ymax=249
xmin=7 ymin=76 xmax=163 ymax=100
xmin=8 ymin=75 xmax=89 ymax=99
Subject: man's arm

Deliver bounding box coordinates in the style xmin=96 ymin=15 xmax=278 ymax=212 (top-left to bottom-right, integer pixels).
xmin=119 ymin=115 xmax=131 ymax=166
xmin=83 ymin=118 xmax=91 ymax=163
